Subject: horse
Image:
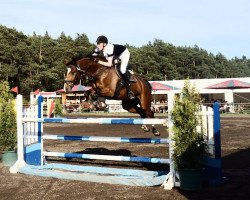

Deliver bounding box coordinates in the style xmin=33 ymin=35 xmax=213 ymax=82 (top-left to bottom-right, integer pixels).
xmin=64 ymin=55 xmax=160 ymax=136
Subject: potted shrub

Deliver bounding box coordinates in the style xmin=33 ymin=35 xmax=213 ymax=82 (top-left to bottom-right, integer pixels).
xmin=171 ymin=81 xmax=209 ymax=191
xmin=0 ymin=81 xmax=17 ymax=166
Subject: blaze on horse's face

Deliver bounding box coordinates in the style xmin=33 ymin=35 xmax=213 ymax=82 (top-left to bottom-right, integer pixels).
xmin=64 ymin=65 xmax=78 ymax=93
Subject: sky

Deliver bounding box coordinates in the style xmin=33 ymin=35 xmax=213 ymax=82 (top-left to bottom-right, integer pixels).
xmin=1 ymin=0 xmax=250 ymax=59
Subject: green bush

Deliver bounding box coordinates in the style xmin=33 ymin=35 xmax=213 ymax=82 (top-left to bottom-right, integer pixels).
xmin=171 ymin=80 xmax=209 ymax=170
xmin=0 ymin=81 xmax=17 ymax=151
xmin=54 ymin=99 xmax=63 ymax=117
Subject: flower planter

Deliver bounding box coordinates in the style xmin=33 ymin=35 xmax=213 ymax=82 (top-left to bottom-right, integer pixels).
xmin=179 ymin=169 xmax=203 ymax=191
xmin=1 ymin=151 xmax=17 ymax=167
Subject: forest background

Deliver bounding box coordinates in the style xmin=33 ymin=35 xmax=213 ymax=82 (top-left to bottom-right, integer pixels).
xmin=0 ymin=25 xmax=250 ymax=96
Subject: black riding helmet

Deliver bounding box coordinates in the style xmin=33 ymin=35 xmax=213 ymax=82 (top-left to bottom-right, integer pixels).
xmin=96 ymin=35 xmax=108 ymax=44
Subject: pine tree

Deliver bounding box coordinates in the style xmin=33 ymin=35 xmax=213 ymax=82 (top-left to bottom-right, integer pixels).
xmin=171 ymin=80 xmax=208 ymax=169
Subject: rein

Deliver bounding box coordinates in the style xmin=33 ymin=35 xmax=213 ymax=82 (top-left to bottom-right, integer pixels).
xmin=76 ymin=58 xmax=107 ymax=79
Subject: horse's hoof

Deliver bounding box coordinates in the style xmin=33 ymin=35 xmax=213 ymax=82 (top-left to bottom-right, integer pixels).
xmin=141 ymin=125 xmax=150 ymax=132
xmin=153 ymin=131 xmax=160 ymax=136
xmin=143 ymin=128 xmax=150 ymax=132
xmin=152 ymin=127 xmax=160 ymax=136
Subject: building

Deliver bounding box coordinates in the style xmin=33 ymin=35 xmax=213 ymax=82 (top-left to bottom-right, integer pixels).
xmin=150 ymin=77 xmax=250 ymax=113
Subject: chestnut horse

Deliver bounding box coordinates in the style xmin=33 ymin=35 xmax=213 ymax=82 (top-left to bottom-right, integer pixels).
xmin=64 ymin=56 xmax=160 ymax=136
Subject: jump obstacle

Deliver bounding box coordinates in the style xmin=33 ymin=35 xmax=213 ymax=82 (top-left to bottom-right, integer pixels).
xmin=10 ymin=92 xmax=222 ymax=189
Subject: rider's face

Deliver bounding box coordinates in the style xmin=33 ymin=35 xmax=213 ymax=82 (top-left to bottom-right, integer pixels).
xmin=97 ymin=43 xmax=105 ymax=51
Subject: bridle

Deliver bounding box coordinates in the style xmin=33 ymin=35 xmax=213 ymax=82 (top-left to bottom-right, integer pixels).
xmin=64 ymin=65 xmax=82 ymax=85
xmin=64 ymin=57 xmax=104 ymax=87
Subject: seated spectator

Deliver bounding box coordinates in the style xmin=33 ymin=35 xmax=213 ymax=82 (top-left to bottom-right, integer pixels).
xmin=160 ymin=96 xmax=166 ymax=103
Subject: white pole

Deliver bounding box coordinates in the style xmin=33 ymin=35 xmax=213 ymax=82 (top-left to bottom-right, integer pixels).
xmin=10 ymin=95 xmax=27 ymax=173
xmin=226 ymin=90 xmax=235 ymax=113
xmin=162 ymin=91 xmax=175 ymax=189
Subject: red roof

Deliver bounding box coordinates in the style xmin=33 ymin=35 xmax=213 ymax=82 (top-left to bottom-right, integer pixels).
xmin=56 ymin=85 xmax=91 ymax=93
xmin=206 ymin=79 xmax=250 ymax=89
xmin=150 ymin=82 xmax=179 ymax=90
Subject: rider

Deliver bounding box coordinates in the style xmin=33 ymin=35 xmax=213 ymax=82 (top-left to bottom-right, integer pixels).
xmin=92 ymin=35 xmax=135 ymax=100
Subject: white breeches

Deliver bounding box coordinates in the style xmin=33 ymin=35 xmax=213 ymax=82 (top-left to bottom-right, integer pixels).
xmin=119 ymin=48 xmax=130 ymax=74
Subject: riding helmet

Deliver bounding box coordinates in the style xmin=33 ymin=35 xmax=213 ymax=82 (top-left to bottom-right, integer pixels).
xmin=96 ymin=35 xmax=108 ymax=44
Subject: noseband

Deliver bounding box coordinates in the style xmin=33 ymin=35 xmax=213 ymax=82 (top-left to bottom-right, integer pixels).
xmin=64 ymin=79 xmax=74 ymax=83
xmin=65 ymin=65 xmax=87 ymax=86
xmin=65 ymin=57 xmax=97 ymax=86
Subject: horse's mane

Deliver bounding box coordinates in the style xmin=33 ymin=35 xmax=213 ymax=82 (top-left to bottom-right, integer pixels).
xmin=65 ymin=53 xmax=106 ymax=66
xmin=65 ymin=53 xmax=85 ymax=66
xmin=72 ymin=53 xmax=86 ymax=62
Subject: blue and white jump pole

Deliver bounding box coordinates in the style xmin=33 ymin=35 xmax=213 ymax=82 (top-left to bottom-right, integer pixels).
xmin=10 ymin=91 xmax=222 ymax=189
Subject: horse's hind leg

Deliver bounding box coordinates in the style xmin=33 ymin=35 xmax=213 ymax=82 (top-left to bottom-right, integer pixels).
xmin=145 ymin=110 xmax=160 ymax=136
xmin=151 ymin=125 xmax=159 ymax=136
xmin=138 ymin=90 xmax=160 ymax=136
xmin=133 ymin=102 xmax=160 ymax=136
xmin=140 ymin=110 xmax=160 ymax=136
xmin=141 ymin=124 xmax=150 ymax=132
xmin=122 ymin=100 xmax=151 ymax=132
xmin=121 ymin=95 xmax=160 ymax=136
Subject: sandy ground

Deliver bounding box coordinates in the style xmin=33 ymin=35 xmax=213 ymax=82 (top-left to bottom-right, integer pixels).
xmin=0 ymin=115 xmax=250 ymax=200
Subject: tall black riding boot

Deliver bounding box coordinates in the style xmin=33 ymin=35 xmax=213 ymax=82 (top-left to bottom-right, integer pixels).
xmin=121 ymin=73 xmax=135 ymax=100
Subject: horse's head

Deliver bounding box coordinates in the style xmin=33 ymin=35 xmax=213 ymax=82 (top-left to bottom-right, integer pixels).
xmin=63 ymin=55 xmax=105 ymax=93
xmin=63 ymin=56 xmax=83 ymax=93
xmin=64 ymin=64 xmax=81 ymax=93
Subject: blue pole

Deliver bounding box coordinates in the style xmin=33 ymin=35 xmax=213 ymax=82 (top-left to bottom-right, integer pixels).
xmin=38 ymin=96 xmax=43 ymax=143
xmin=206 ymin=102 xmax=223 ymax=185
xmin=38 ymin=95 xmax=44 ymax=165
xmin=213 ymin=102 xmax=221 ymax=159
